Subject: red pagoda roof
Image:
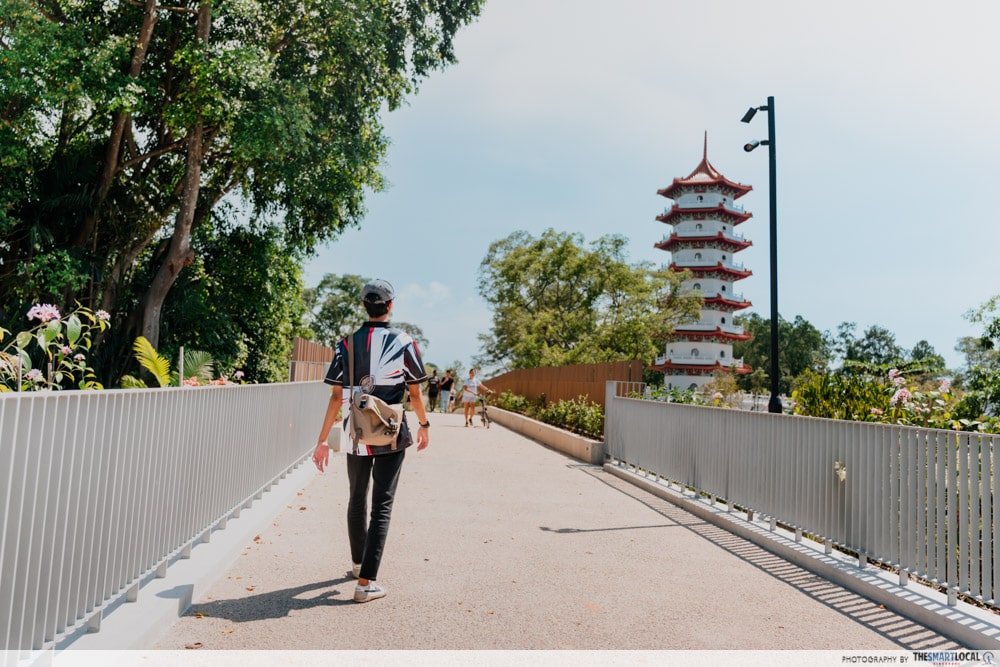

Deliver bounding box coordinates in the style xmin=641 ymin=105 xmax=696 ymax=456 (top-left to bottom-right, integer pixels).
xmin=656 ymin=204 xmax=752 ymax=226
xmin=668 ymin=262 xmax=752 ymax=280
xmin=657 ymin=135 xmax=752 ymax=201
xmin=656 ymin=232 xmax=752 ymax=252
xmin=704 ymin=294 xmax=753 ymax=310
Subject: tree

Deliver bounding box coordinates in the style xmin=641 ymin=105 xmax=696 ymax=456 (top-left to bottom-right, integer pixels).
xmin=849 ymin=325 xmax=904 ymax=366
xmin=1 ymin=0 xmax=483 ymax=377
xmin=732 ymin=313 xmax=829 ymax=395
xmin=302 ymin=272 xmax=428 ymax=350
xmin=476 ymin=229 xmax=701 ymax=370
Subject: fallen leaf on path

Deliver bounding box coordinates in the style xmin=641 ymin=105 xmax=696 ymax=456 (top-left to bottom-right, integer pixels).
xmin=184 ymin=642 xmax=203 ymax=650
xmin=299 ymin=506 xmax=307 ymax=511
xmin=245 ymin=586 xmax=255 ymax=592
xmin=194 ymin=611 xmax=209 ymax=619
xmin=224 ymin=629 xmax=234 ymax=635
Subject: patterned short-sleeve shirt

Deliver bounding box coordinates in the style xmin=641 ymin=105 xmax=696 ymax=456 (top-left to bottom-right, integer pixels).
xmin=324 ymin=321 xmax=427 ymax=456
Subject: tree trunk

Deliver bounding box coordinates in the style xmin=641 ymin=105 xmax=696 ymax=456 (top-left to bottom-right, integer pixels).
xmin=138 ymin=2 xmax=212 ymax=350
xmin=74 ymin=0 xmax=160 ymax=249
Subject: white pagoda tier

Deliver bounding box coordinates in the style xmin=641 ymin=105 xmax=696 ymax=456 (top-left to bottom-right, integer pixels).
xmin=650 ymin=137 xmax=754 ymax=390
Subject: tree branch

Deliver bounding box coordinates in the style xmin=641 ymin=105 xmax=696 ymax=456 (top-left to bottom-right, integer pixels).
xmin=123 ymin=0 xmax=198 ymax=15
xmin=117 ymin=137 xmax=188 ymax=172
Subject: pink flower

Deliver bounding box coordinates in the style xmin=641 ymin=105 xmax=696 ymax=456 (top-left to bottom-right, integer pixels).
xmin=939 ymin=379 xmax=952 ymax=393
xmin=61 ymin=346 xmax=72 ymax=355
xmin=96 ymin=310 xmax=110 ymax=322
xmin=181 ymin=377 xmax=200 ymax=387
xmin=25 ymin=369 xmax=43 ymax=382
xmin=234 ymin=370 xmax=244 ymax=380
xmin=887 ymin=368 xmax=906 ymax=387
xmin=74 ymin=353 xmax=86 ymax=361
xmin=890 ymin=388 xmax=911 ymax=406
xmin=888 ymin=368 xmax=900 ymax=380
xmin=26 ymin=304 xmax=61 ymax=322
xmin=870 ymin=408 xmax=884 ymax=416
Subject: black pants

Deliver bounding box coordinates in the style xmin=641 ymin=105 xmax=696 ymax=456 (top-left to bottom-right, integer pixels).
xmin=346 ymin=449 xmax=405 ymax=581
xmin=428 ymin=392 xmax=439 ymax=411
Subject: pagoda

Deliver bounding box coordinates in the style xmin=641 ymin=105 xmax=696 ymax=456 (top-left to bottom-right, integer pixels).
xmin=650 ymin=135 xmax=754 ymax=390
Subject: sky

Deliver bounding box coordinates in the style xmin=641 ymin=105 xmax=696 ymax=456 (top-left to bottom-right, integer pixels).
xmin=305 ymin=0 xmax=1000 ymax=372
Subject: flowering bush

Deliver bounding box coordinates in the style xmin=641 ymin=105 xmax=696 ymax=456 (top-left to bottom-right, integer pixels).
xmin=792 ymin=367 xmax=984 ymax=432
xmin=0 ymin=304 xmax=109 ymax=391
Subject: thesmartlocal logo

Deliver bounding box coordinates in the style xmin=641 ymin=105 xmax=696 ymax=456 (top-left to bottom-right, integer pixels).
xmin=912 ymin=650 xmax=995 ymax=666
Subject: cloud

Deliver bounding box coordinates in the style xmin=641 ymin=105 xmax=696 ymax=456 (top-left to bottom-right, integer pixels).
xmin=398 ymin=281 xmax=452 ymax=306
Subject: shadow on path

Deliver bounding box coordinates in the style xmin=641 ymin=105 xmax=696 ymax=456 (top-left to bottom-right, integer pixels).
xmin=556 ymin=466 xmax=960 ymax=652
xmin=182 ymin=574 xmax=356 ymax=623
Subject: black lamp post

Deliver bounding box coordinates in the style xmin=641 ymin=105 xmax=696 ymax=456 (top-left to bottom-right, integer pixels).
xmin=741 ymin=96 xmax=782 ymax=414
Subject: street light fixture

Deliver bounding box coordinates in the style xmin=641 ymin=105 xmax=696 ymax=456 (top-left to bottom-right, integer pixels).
xmin=741 ymin=96 xmax=782 ymax=414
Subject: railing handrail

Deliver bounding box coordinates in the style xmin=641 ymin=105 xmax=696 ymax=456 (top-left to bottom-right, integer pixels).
xmin=604 ymin=380 xmax=1000 ymax=612
xmin=0 ymin=382 xmax=328 ymax=652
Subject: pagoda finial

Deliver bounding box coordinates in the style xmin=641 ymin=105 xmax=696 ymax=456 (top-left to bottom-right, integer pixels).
xmin=703 ymin=131 xmax=708 ymax=161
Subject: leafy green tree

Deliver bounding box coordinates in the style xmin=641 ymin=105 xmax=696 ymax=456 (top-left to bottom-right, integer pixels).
xmin=845 ymin=324 xmax=904 ymax=366
xmin=955 ymin=336 xmax=1000 ymax=374
xmin=733 ymin=313 xmax=829 ymax=394
xmin=303 ymin=274 xmax=369 ymax=347
xmin=302 ymin=272 xmax=428 ymax=350
xmin=476 ymin=229 xmax=701 ymax=370
xmin=0 ymin=0 xmax=483 ymax=376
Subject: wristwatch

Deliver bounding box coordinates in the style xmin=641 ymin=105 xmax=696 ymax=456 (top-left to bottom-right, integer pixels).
xmin=419 ymin=421 xmax=430 ymax=429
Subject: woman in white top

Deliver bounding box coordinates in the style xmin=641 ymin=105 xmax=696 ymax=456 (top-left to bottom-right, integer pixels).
xmin=460 ymin=368 xmax=490 ymax=427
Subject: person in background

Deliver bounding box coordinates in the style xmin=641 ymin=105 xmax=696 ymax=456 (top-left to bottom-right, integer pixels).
xmin=439 ymin=369 xmax=455 ymax=414
xmin=426 ymin=369 xmax=441 ymax=412
xmin=460 ymin=368 xmax=491 ymax=427
xmin=312 ymin=278 xmax=430 ymax=603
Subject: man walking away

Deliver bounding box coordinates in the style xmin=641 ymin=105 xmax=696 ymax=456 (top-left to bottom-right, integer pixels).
xmin=312 ymin=278 xmax=430 ymax=603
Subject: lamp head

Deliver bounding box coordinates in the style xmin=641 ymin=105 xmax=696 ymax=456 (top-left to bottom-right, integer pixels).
xmin=740 ymin=107 xmax=758 ymax=123
xmin=743 ymin=139 xmax=769 ymax=152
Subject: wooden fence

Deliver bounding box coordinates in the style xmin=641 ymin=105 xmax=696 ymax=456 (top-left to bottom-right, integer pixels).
xmin=288 ymin=337 xmax=334 ymax=381
xmin=485 ymin=360 xmax=644 ymax=409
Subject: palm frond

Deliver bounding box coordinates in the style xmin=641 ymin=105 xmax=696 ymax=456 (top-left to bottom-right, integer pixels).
xmin=181 ymin=350 xmax=215 ymax=383
xmin=132 ymin=336 xmax=171 ymax=387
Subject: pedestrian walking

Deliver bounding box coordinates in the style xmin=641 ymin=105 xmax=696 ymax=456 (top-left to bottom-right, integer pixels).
xmin=460 ymin=368 xmax=491 ymax=427
xmin=313 ymin=278 xmax=430 ymax=603
xmin=439 ymin=369 xmax=455 ymax=413
xmin=426 ymin=369 xmax=441 ymax=412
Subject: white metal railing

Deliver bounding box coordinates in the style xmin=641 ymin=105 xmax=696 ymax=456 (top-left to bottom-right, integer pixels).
xmin=0 ymin=382 xmax=328 ymax=652
xmin=604 ymin=381 xmax=1000 ymax=609
xmin=674 ymin=259 xmax=746 ymax=271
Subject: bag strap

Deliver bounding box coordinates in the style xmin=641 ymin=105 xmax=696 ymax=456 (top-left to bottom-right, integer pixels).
xmin=347 ymin=334 xmax=354 ymax=393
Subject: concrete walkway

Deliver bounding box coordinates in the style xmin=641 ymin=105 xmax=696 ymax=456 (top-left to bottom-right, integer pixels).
xmin=153 ymin=412 xmax=956 ymax=651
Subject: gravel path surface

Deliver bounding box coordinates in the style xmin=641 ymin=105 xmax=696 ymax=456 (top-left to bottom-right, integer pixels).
xmin=154 ymin=411 xmax=957 ymax=651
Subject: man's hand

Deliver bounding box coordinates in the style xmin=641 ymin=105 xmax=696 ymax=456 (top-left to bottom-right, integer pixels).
xmin=313 ymin=441 xmax=330 ymax=472
xmin=416 ymin=425 xmax=429 ymax=451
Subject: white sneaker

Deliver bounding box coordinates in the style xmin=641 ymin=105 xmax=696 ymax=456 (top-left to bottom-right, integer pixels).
xmin=351 ymin=563 xmax=362 ymax=579
xmin=354 ymin=581 xmax=387 ymax=603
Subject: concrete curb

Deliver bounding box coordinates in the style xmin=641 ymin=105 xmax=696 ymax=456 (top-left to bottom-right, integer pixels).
xmin=604 ymin=461 xmax=1000 ymax=651
xmin=487 ymin=407 xmax=604 ymax=464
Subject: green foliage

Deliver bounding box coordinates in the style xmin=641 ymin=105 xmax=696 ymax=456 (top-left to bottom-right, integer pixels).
xmin=302 ymin=272 xmax=428 ymax=350
xmin=477 ymin=229 xmax=701 ymax=370
xmin=791 ymin=369 xmax=892 ymax=422
xmin=493 ymin=391 xmax=604 ymax=439
xmin=0 ymin=304 xmax=108 ymax=391
xmin=733 ymin=313 xmax=828 ymax=394
xmin=158 ymin=227 xmax=306 ymax=383
xmin=121 ymin=336 xmax=218 ymax=388
xmin=131 ymin=336 xmax=171 ymax=388
xmin=1 ymin=0 xmax=483 ymax=375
